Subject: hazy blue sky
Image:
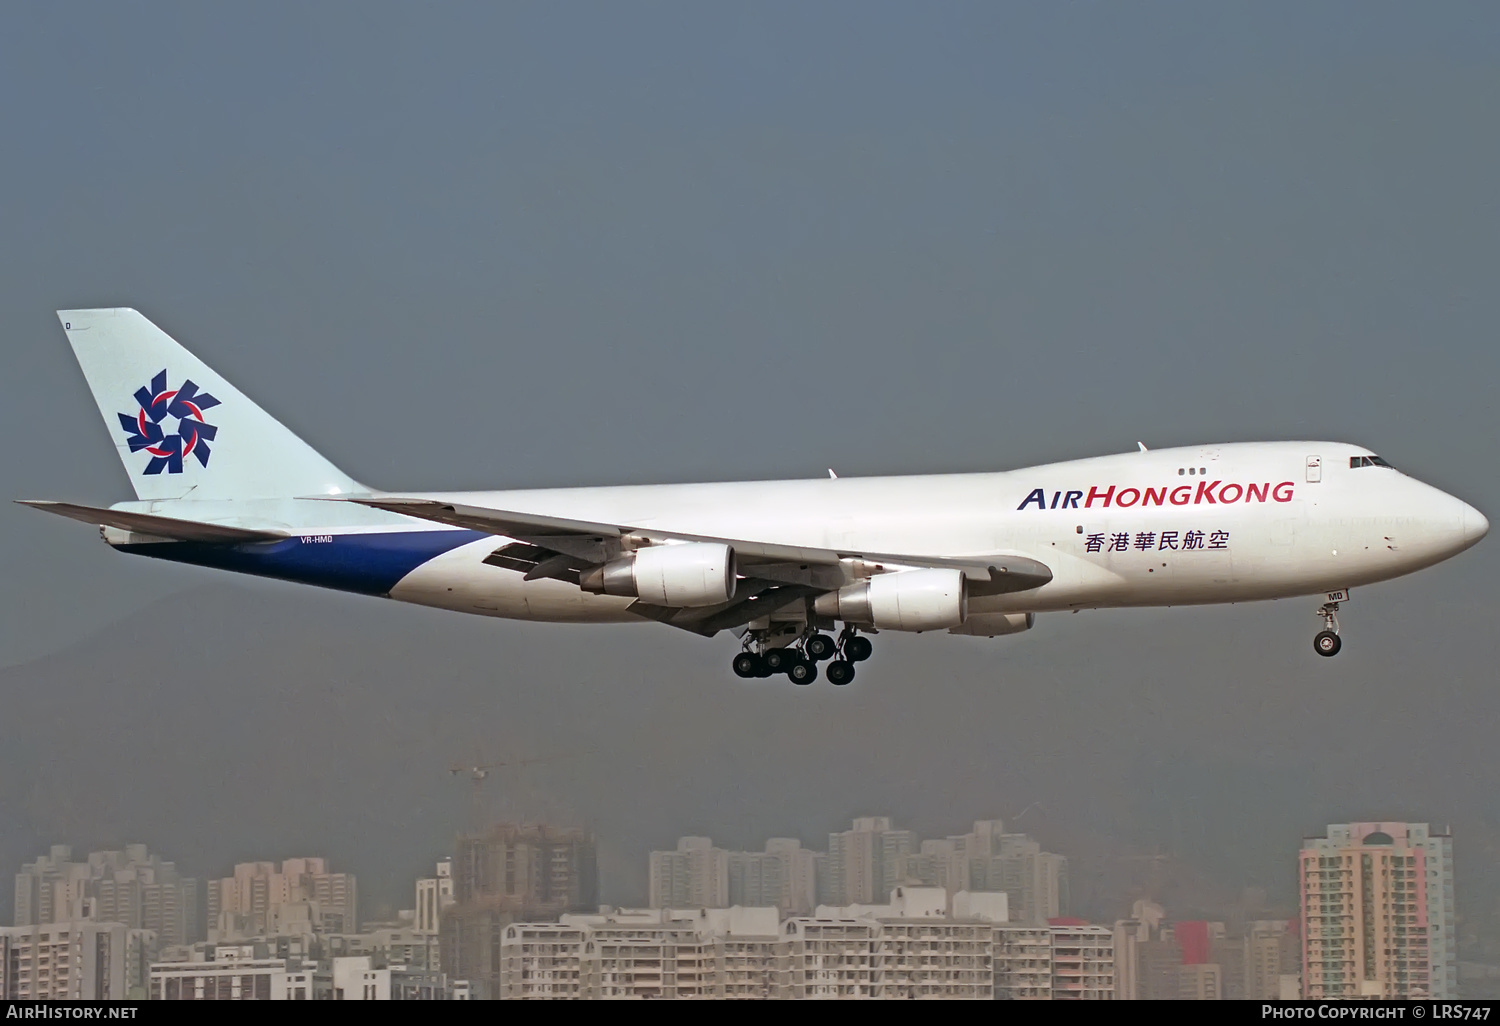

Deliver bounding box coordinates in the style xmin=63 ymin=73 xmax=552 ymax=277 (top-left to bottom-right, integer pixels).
xmin=2 ymin=3 xmax=1498 ymax=927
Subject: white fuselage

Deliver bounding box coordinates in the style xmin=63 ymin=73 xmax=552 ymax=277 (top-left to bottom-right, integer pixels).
xmin=373 ymin=441 xmax=1486 ymax=625
xmin=60 ymin=309 xmax=1486 ymax=643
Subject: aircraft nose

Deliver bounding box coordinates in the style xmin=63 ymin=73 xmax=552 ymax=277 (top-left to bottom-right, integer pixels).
xmin=1463 ymin=502 xmax=1490 ymax=543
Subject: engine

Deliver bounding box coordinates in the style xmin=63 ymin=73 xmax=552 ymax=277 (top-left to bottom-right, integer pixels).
xmin=578 ymin=542 xmax=737 ymax=607
xmin=812 ymin=567 xmax=967 ymax=632
xmin=948 ymin=612 xmax=1035 ymax=637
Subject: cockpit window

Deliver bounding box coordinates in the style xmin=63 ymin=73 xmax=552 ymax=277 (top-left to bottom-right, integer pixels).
xmin=1349 ymin=455 xmax=1394 ymax=469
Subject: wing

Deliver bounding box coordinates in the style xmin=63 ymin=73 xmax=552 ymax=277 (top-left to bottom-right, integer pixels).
xmin=344 ymin=496 xmax=1051 ymax=636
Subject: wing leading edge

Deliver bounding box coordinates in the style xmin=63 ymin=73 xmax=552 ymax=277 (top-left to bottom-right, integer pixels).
xmin=345 ymin=496 xmax=1052 ymax=636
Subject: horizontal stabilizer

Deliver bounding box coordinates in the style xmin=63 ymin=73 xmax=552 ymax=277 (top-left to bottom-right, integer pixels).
xmin=15 ymin=500 xmax=286 ymax=544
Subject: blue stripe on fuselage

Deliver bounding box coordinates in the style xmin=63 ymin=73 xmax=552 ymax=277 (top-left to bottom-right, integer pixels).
xmin=114 ymin=529 xmax=488 ymax=596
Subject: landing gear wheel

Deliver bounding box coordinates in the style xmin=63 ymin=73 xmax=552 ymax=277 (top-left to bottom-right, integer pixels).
xmin=1314 ymin=630 xmax=1342 ymax=657
xmin=788 ymin=660 xmax=818 ymax=685
xmin=805 ymin=633 xmax=838 ymax=661
xmin=845 ymin=636 xmax=873 ymax=662
xmin=732 ymin=652 xmax=763 ymax=678
xmin=1313 ymin=600 xmax=1343 ymax=658
xmin=826 ymin=660 xmax=855 ymax=686
xmin=763 ymin=648 xmax=794 ymax=674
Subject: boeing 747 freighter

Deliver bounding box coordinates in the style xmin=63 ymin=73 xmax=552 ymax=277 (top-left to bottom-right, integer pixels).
xmin=20 ymin=310 xmax=1489 ymax=684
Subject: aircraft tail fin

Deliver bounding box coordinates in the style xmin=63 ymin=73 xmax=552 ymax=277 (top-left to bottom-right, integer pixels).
xmin=58 ymin=309 xmax=363 ymax=501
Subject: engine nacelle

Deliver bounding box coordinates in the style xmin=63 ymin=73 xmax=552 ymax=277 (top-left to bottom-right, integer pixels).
xmin=578 ymin=542 xmax=737 ymax=607
xmin=813 ymin=567 xmax=967 ymax=632
xmin=948 ymin=612 xmax=1035 ymax=637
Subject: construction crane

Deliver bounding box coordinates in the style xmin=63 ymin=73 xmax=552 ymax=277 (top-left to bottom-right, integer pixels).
xmin=448 ymin=751 xmax=590 ymax=829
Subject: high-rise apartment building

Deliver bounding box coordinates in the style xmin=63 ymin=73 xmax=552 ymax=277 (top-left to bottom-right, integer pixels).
xmin=995 ymin=926 xmax=1055 ymax=999
xmin=826 ymin=818 xmax=916 ymax=905
xmin=649 ymin=837 xmax=728 ymax=909
xmin=147 ymin=943 xmax=471 ymax=1000
xmin=897 ymin=822 xmax=1007 ymax=893
xmin=899 ymin=839 xmax=970 ymax=893
xmin=648 ymin=837 xmax=819 ymax=915
xmin=729 ymin=839 xmax=818 ymax=915
xmin=497 ymin=922 xmax=589 ymax=999
xmin=1110 ymin=906 xmax=1298 ymax=1002
xmin=1048 ymin=922 xmax=1116 ymax=1000
xmin=726 ymin=851 xmax=779 ymax=909
xmin=442 ymin=823 xmax=597 ymax=999
xmin=13 ymin=845 xmax=199 ymax=947
xmin=1110 ymin=900 xmax=1165 ymax=1001
xmin=501 ymin=908 xmax=782 ymax=999
xmin=891 ymin=821 xmax=1068 ymax=924
xmin=14 ymin=847 xmax=85 ymax=927
xmin=415 ymin=859 xmax=454 ymax=936
xmin=496 ymin=889 xmax=1126 ymax=1000
xmin=1300 ymin=822 xmax=1455 ymax=999
xmin=783 ymin=913 xmax=996 ymax=999
xmin=453 ymin=825 xmax=596 ymax=912
xmin=982 ymin=834 xmax=1067 ymax=923
xmin=206 ymin=858 xmax=358 ymax=940
xmin=500 ymin=897 xmax=1001 ymax=999
xmin=0 ymin=922 xmax=155 ymax=1000
xmin=150 ymin=946 xmax=321 ymax=1000
xmin=1236 ymin=919 xmax=1299 ymax=1001
xmin=650 ymin=818 xmax=1065 ymax=919
xmin=1175 ymin=961 xmax=1222 ymax=1000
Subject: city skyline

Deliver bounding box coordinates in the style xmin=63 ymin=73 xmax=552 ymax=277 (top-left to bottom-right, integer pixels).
xmin=9 ymin=803 xmax=1463 ymax=927
xmin=12 ymin=817 xmax=1461 ymax=998
xmin=2 ymin=811 xmax=1416 ymax=930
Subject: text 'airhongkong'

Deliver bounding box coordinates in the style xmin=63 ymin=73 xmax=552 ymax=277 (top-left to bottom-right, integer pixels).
xmin=1016 ymin=481 xmax=1297 ymax=511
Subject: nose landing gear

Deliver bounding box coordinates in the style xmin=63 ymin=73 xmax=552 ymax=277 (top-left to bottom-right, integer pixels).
xmin=1314 ymin=602 xmax=1342 ymax=657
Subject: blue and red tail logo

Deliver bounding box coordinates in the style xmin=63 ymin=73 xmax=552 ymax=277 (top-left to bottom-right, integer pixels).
xmin=117 ymin=370 xmax=221 ymax=475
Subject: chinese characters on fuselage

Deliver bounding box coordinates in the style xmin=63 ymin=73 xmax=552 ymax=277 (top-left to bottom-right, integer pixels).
xmin=1084 ymin=530 xmax=1228 ymax=553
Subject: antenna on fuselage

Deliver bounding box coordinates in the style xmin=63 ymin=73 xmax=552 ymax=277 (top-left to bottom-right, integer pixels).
xmin=1137 ymin=442 xmax=1148 ymax=453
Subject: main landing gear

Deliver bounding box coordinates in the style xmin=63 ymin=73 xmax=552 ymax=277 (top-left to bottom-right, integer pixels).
xmin=732 ymin=627 xmax=873 ymax=686
xmin=1314 ymin=601 xmax=1342 ymax=657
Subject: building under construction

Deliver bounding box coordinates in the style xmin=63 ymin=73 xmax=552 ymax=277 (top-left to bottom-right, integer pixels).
xmin=440 ymin=823 xmax=598 ymax=999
